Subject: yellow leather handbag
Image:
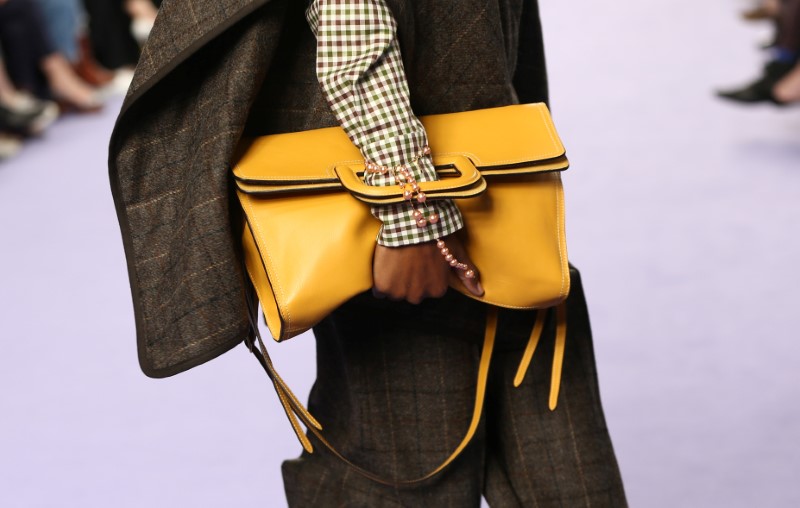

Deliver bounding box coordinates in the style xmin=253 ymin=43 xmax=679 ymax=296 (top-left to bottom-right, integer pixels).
xmin=233 ymin=103 xmax=571 ymax=485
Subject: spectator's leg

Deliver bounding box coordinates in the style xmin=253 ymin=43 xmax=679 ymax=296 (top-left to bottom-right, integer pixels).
xmin=81 ymin=0 xmax=140 ymax=70
xmin=773 ymin=62 xmax=800 ymax=102
xmin=0 ymin=0 xmax=56 ymax=97
xmin=32 ymin=0 xmax=83 ymax=63
xmin=0 ymin=58 xmax=17 ymax=103
xmin=775 ymin=0 xmax=800 ymax=55
xmin=40 ymin=53 xmax=102 ymax=110
xmin=0 ymin=57 xmax=59 ymax=136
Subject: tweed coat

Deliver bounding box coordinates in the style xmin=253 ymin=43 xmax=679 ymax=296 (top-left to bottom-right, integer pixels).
xmin=109 ymin=0 xmax=549 ymax=378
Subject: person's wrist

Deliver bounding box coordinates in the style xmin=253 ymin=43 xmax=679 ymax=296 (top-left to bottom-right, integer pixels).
xmin=373 ymin=200 xmax=463 ymax=247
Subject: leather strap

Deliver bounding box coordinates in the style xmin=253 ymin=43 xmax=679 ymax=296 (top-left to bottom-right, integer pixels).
xmin=513 ymin=309 xmax=547 ymax=387
xmin=244 ymin=282 xmax=567 ymax=486
xmin=512 ymin=305 xmax=568 ymax=410
xmin=549 ymin=303 xmax=568 ymax=411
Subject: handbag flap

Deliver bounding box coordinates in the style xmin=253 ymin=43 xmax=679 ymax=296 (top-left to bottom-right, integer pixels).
xmin=232 ymin=103 xmax=566 ymax=187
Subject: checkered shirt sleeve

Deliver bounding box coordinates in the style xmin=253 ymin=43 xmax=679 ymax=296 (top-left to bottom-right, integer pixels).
xmin=306 ymin=0 xmax=464 ymax=247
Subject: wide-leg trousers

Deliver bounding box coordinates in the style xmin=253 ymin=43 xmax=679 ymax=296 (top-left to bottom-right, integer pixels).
xmin=282 ymin=267 xmax=627 ymax=507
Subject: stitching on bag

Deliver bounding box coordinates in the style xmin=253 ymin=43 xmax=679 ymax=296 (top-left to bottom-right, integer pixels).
xmin=474 ymin=297 xmax=560 ymax=310
xmin=434 ymin=108 xmax=563 ymax=166
xmin=434 ymin=151 xmax=484 ymax=165
xmin=242 ymin=261 xmax=278 ymax=341
xmin=325 ymin=159 xmax=362 ymax=176
xmin=235 ymin=107 xmax=565 ymax=182
xmin=235 ymin=159 xmax=363 ymax=181
xmin=241 ymin=195 xmax=292 ymax=334
xmin=555 ymin=173 xmax=567 ymax=298
xmin=538 ymin=106 xmax=561 ymax=159
xmin=274 ymin=385 xmax=305 ymax=442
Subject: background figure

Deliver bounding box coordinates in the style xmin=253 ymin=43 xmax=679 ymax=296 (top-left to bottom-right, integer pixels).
xmin=81 ymin=0 xmax=159 ymax=71
xmin=33 ymin=0 xmax=82 ymax=63
xmin=0 ymin=0 xmax=103 ymax=111
xmin=82 ymin=0 xmax=138 ymax=70
xmin=0 ymin=54 xmax=58 ymax=139
xmin=773 ymin=58 xmax=800 ymax=100
xmin=125 ymin=0 xmax=159 ymax=46
xmin=742 ymin=0 xmax=781 ymax=20
xmin=0 ymin=54 xmax=23 ymax=160
xmin=0 ymin=0 xmax=160 ymax=162
xmin=35 ymin=0 xmax=118 ymax=87
xmin=718 ymin=0 xmax=800 ymax=104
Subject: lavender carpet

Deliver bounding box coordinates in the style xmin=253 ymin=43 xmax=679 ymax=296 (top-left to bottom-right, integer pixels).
xmin=1 ymin=1 xmax=798 ymax=506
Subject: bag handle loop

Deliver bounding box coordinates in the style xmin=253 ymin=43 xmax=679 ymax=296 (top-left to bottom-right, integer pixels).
xmin=333 ymin=155 xmax=486 ymax=204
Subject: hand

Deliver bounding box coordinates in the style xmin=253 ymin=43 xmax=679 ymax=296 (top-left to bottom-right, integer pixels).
xmin=372 ymin=234 xmax=484 ymax=304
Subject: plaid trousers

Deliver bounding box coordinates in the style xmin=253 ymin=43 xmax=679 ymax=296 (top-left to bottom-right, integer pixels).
xmin=282 ymin=267 xmax=627 ymax=507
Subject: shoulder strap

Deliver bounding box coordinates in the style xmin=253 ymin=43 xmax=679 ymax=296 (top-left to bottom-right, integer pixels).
xmin=243 ymin=283 xmax=497 ymax=487
xmin=243 ymin=283 xmax=565 ymax=487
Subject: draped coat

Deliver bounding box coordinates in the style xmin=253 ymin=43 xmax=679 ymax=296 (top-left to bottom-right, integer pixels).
xmin=109 ymin=0 xmax=549 ymax=378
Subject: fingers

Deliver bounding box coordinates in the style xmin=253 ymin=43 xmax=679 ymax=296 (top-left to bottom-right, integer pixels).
xmin=371 ymin=239 xmax=482 ymax=304
xmin=373 ymin=279 xmax=447 ymax=303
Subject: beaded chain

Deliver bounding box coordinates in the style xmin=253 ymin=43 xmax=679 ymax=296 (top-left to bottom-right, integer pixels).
xmin=365 ymin=144 xmax=439 ymax=228
xmin=365 ymin=146 xmax=475 ymax=280
xmin=437 ymin=239 xmax=476 ymax=279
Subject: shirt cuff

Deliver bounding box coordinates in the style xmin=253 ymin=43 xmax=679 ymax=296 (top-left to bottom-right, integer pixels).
xmin=363 ymin=132 xmax=464 ymax=246
xmin=371 ymin=199 xmax=464 ymax=247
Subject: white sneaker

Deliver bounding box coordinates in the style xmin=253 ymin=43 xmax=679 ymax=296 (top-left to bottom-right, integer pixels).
xmin=0 ymin=133 xmax=23 ymax=161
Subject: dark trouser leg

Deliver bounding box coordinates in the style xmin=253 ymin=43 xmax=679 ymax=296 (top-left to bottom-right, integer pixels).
xmin=81 ymin=0 xmax=140 ymax=69
xmin=282 ymin=268 xmax=626 ymax=507
xmin=282 ymin=290 xmax=487 ymax=507
xmin=777 ymin=0 xmax=800 ymax=54
xmin=0 ymin=0 xmax=56 ymax=97
xmin=484 ymin=268 xmax=627 ymax=507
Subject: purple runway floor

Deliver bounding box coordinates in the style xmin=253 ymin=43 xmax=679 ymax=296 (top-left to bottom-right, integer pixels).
xmin=1 ymin=1 xmax=799 ymax=506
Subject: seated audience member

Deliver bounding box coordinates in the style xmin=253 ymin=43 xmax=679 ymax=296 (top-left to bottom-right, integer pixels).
xmin=34 ymin=0 xmax=117 ymax=87
xmin=82 ymin=0 xmax=159 ymax=71
xmin=0 ymin=0 xmax=103 ymax=112
xmin=0 ymin=55 xmax=58 ymax=137
xmin=0 ymin=130 xmax=21 ymax=161
xmin=0 ymin=53 xmax=58 ymax=162
xmin=125 ymin=0 xmax=159 ymax=46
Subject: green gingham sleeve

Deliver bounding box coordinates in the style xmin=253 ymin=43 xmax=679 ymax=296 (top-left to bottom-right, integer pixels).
xmin=306 ymin=0 xmax=464 ymax=247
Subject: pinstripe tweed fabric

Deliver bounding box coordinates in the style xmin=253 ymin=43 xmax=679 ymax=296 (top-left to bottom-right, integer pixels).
xmin=307 ymin=0 xmax=463 ymax=246
xmin=283 ymin=268 xmax=627 ymax=507
xmin=109 ymin=0 xmax=280 ymax=377
xmin=110 ymin=0 xmax=551 ymax=378
xmin=110 ymin=0 xmax=625 ymax=503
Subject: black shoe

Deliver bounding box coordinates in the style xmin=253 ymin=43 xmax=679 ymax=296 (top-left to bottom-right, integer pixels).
xmin=716 ymin=60 xmax=795 ymax=105
xmin=0 ymin=97 xmax=58 ymax=136
xmin=716 ymin=83 xmax=781 ymax=103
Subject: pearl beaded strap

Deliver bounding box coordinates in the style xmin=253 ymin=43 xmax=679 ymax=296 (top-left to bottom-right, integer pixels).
xmin=365 ymin=146 xmax=474 ymax=276
xmin=365 ymin=145 xmax=439 ymax=228
xmin=436 ymin=239 xmax=476 ymax=279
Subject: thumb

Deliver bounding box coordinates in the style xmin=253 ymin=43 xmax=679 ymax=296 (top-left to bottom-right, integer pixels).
xmin=456 ymin=263 xmax=484 ymax=297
